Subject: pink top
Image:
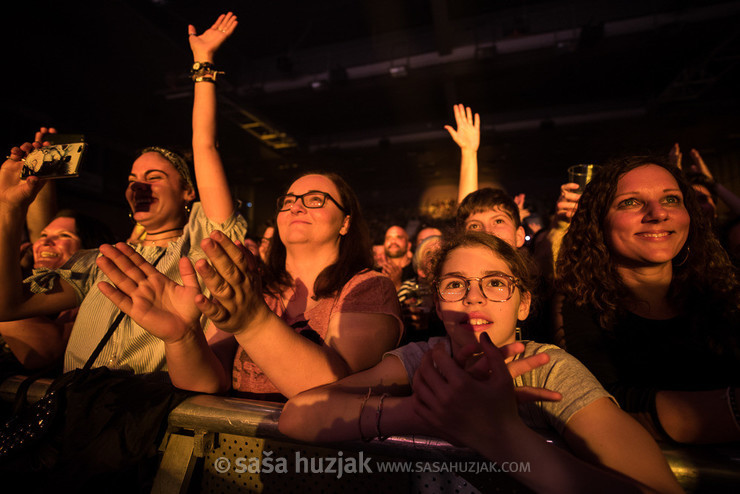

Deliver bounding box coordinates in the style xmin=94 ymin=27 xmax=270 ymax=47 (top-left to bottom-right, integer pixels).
xmin=232 ymin=269 xmax=403 ymax=395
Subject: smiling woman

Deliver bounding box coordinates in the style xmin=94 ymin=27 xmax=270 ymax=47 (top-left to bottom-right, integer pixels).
xmin=0 ymin=12 xmax=247 ymax=376
xmin=556 ymin=155 xmax=740 ymax=444
xmin=0 ymin=209 xmax=114 ymax=370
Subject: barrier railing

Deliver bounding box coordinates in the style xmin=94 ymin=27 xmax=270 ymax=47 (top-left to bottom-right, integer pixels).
xmin=3 ymin=375 xmax=739 ymax=493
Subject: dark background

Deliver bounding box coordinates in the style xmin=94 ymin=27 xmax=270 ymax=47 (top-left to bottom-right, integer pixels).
xmin=2 ymin=0 xmax=739 ymax=241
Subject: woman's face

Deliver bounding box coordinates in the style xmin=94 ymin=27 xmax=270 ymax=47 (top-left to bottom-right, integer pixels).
xmin=604 ymin=165 xmax=690 ymax=268
xmin=276 ymin=174 xmax=349 ymax=250
xmin=125 ymin=152 xmax=195 ymax=231
xmin=33 ymin=216 xmax=82 ymax=269
xmin=435 ymin=245 xmax=530 ymax=358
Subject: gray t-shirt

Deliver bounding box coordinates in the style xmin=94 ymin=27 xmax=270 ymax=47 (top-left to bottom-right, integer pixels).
xmin=26 ymin=202 xmax=247 ymax=374
xmin=385 ymin=337 xmax=614 ymax=435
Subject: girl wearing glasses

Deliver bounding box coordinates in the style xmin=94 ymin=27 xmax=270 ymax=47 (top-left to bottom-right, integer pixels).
xmin=278 ymin=232 xmax=682 ymax=493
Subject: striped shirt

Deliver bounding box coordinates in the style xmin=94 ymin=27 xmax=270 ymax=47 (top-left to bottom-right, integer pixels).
xmin=26 ymin=202 xmax=247 ymax=374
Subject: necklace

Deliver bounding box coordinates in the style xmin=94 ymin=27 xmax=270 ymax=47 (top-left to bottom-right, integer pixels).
xmin=142 ymin=227 xmax=184 ymax=246
xmin=146 ymin=227 xmax=183 ymax=236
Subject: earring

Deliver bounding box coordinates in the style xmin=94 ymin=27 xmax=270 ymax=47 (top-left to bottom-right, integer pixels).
xmin=184 ymin=202 xmax=192 ymax=216
xmin=515 ymin=327 xmax=522 ymax=341
xmin=673 ymin=246 xmax=690 ymax=267
xmin=128 ymin=211 xmax=136 ymax=224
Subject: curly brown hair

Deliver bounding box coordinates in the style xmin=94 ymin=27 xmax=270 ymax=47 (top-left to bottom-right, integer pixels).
xmin=556 ymin=155 xmax=738 ymax=328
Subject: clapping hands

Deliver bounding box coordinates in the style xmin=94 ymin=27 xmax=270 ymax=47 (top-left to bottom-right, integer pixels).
xmin=412 ymin=334 xmax=561 ymax=445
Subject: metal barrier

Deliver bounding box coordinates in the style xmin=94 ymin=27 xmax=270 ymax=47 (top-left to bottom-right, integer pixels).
xmin=2 ymin=375 xmax=740 ymax=493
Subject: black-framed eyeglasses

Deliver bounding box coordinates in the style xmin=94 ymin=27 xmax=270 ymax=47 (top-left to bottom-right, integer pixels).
xmin=434 ymin=272 xmax=520 ymax=303
xmin=277 ymin=191 xmax=347 ymax=213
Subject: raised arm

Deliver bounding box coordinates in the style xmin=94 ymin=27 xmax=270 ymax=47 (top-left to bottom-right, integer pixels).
xmin=0 ymin=146 xmax=77 ymax=321
xmin=193 ymin=231 xmax=401 ymax=398
xmin=445 ymin=104 xmax=480 ymax=204
xmin=188 ymin=12 xmax=238 ymax=223
xmin=25 ymin=127 xmax=58 ymax=242
xmin=688 ymin=148 xmax=740 ymax=216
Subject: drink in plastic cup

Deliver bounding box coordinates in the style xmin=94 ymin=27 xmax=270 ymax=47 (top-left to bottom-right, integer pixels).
xmin=567 ymin=164 xmax=598 ymax=193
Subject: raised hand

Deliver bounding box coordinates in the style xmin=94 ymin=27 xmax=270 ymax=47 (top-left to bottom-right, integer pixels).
xmin=33 ymin=127 xmax=57 ymax=148
xmin=555 ymin=183 xmax=581 ymax=222
xmin=689 ymin=148 xmax=714 ymax=180
xmin=514 ymin=193 xmax=531 ymax=221
xmin=455 ymin=340 xmax=562 ymax=403
xmin=379 ymin=259 xmax=404 ymax=291
xmin=668 ymin=142 xmax=683 ymax=170
xmin=188 ymin=12 xmax=238 ymax=60
xmin=96 ymin=243 xmax=203 ymax=344
xmin=444 ymin=104 xmax=480 ymax=152
xmin=0 ymin=143 xmax=44 ymax=211
xmin=193 ymin=230 xmax=269 ymax=334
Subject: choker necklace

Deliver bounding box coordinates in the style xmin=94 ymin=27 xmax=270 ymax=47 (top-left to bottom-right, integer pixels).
xmin=143 ymin=227 xmax=184 ymax=246
xmin=146 ymin=227 xmax=183 ymax=236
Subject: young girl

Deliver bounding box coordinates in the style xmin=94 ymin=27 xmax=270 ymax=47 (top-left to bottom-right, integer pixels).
xmin=278 ymin=232 xmax=682 ymax=493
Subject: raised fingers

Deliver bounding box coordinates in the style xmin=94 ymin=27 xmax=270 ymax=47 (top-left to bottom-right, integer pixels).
xmin=506 ymin=351 xmax=550 ymax=379
xmin=194 ymin=257 xmax=235 ymax=302
xmin=211 ymin=11 xmax=238 ymax=34
xmin=97 ymin=244 xmax=148 ymax=294
xmin=201 ymin=231 xmax=251 ymax=284
xmin=514 ymin=385 xmax=562 ymax=403
xmin=97 ymin=280 xmax=133 ymax=314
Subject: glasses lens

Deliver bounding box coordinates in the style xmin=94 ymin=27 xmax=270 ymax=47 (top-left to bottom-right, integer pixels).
xmin=438 ymin=276 xmax=467 ymax=301
xmin=278 ymin=195 xmax=296 ymax=211
xmin=481 ymin=274 xmax=512 ymax=302
xmin=303 ymin=193 xmax=326 ymax=208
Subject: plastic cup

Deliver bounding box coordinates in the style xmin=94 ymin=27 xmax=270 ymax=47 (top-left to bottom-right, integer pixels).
xmin=567 ymin=164 xmax=598 ymax=193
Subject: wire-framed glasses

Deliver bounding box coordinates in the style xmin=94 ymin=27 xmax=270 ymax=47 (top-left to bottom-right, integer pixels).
xmin=277 ymin=191 xmax=347 ymax=213
xmin=434 ymin=272 xmax=520 ymax=303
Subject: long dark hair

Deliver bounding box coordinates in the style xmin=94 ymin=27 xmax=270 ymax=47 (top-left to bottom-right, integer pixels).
xmin=263 ymin=172 xmax=373 ymax=299
xmin=556 ymin=155 xmax=738 ymax=328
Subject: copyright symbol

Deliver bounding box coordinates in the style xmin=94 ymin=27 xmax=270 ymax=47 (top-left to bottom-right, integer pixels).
xmin=214 ymin=456 xmax=231 ymax=473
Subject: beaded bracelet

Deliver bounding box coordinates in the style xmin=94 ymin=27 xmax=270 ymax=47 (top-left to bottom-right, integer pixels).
xmin=358 ymin=388 xmax=374 ymax=442
xmin=375 ymin=393 xmax=390 ymax=441
xmin=193 ymin=76 xmax=216 ymax=83
xmin=190 ymin=61 xmax=224 ymax=82
xmin=726 ymin=387 xmax=740 ymax=432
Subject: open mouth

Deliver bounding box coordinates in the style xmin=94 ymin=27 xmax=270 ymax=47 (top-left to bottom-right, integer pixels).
xmin=38 ymin=251 xmax=60 ymax=259
xmin=134 ymin=197 xmax=155 ymax=212
xmin=461 ymin=317 xmax=493 ymax=332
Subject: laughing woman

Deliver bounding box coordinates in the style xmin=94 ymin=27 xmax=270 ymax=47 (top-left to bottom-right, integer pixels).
xmin=555 ymin=156 xmax=740 ymax=444
xmin=90 ymin=13 xmax=402 ymax=398
xmin=0 ymin=13 xmax=246 ymax=376
xmin=278 ymin=232 xmax=682 ymax=494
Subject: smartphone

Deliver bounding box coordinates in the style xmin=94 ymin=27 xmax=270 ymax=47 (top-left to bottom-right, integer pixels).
xmin=40 ymin=133 xmax=85 ymax=145
xmin=21 ymin=142 xmax=87 ymax=179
